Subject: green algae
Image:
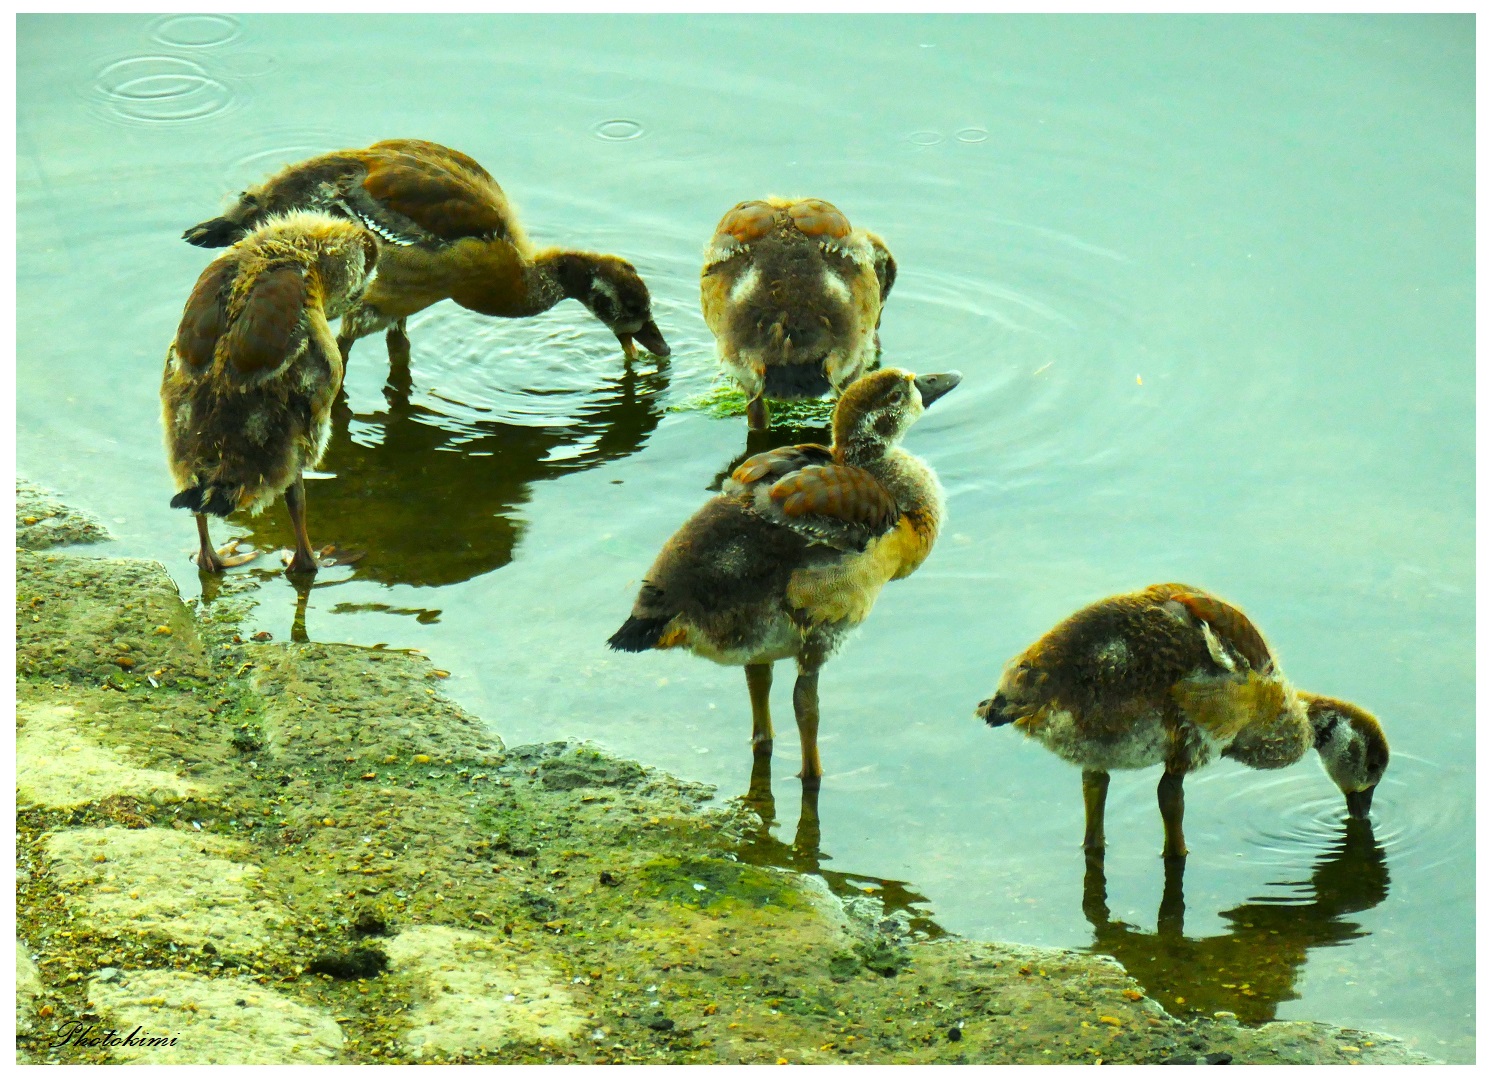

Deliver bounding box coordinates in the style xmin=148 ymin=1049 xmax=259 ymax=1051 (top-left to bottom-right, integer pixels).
xmin=667 ymin=383 xmax=837 ymax=425
xmin=637 ymin=855 xmax=803 ymax=912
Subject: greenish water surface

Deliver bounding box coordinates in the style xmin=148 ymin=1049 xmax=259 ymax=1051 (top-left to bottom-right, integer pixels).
xmin=17 ymin=14 xmax=1473 ymax=1060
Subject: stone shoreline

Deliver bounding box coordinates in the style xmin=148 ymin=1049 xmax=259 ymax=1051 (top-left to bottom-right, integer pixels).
xmin=14 ymin=485 xmax=1436 ymax=1064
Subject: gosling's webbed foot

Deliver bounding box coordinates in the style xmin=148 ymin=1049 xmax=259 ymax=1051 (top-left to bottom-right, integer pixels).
xmin=193 ymin=539 xmax=259 ymax=573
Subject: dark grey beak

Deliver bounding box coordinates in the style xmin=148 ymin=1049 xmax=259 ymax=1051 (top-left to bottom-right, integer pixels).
xmin=1345 ymin=785 xmax=1375 ymax=820
xmin=915 ymin=371 xmax=962 ymax=409
xmin=977 ymin=694 xmax=1014 ymax=727
xmin=626 ymin=318 xmax=669 ymax=358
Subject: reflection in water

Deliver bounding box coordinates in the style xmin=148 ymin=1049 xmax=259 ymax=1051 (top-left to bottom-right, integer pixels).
xmin=733 ymin=753 xmax=943 ymax=939
xmin=1083 ymin=819 xmax=1389 ymax=1023
xmin=235 ymin=348 xmax=668 ymax=588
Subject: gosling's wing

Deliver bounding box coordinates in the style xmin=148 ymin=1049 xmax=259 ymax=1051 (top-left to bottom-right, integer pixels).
xmin=366 ymin=139 xmax=497 ymax=183
xmin=865 ymin=231 xmax=896 ymax=308
xmin=761 ymin=463 xmax=900 ymax=551
xmin=1166 ymin=589 xmax=1274 ymax=675
xmin=170 ymin=254 xmax=238 ymax=374
xmin=725 ymin=443 xmax=835 ymax=489
xmin=348 ymin=147 xmax=511 ymax=246
xmin=221 ymin=266 xmax=310 ymax=386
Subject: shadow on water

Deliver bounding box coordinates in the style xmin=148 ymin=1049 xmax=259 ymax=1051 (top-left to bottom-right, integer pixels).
xmin=731 ymin=751 xmax=944 ymax=939
xmin=235 ymin=347 xmax=669 ymax=588
xmin=1083 ymin=818 xmax=1390 ymax=1024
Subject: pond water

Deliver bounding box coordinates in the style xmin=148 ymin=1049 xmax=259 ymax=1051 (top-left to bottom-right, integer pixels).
xmin=18 ymin=14 xmax=1473 ymax=1060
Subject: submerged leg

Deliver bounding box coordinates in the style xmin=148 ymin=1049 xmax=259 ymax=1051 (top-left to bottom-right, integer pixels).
xmin=191 ymin=513 xmax=257 ymax=572
xmin=746 ymin=663 xmax=774 ymax=757
xmin=746 ymin=395 xmax=770 ymax=431
xmin=282 ymin=475 xmax=319 ymax=575
xmin=1157 ymin=856 xmax=1186 ymax=937
xmin=793 ymin=656 xmax=824 ymax=789
xmin=1158 ymin=767 xmax=1187 ymax=858
xmin=1082 ymin=769 xmax=1110 ymax=852
xmin=386 ymin=317 xmax=410 ymax=363
xmin=1081 ymin=847 xmax=1110 ymax=928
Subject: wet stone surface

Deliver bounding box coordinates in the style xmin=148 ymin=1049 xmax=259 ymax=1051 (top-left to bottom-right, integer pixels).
xmin=13 ymin=501 xmax=1437 ymax=1064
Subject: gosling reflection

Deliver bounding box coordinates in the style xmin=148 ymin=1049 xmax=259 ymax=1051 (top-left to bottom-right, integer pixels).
xmin=231 ymin=350 xmax=668 ymax=588
xmin=1083 ymin=819 xmax=1389 ymax=1023
xmin=734 ymin=753 xmax=943 ymax=938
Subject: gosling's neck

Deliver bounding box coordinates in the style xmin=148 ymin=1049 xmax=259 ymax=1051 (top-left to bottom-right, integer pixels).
xmin=837 ymin=438 xmax=943 ymax=518
xmin=452 ymin=247 xmax=587 ymax=318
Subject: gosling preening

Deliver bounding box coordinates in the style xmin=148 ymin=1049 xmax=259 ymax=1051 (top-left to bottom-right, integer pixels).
xmin=976 ymin=583 xmax=1389 ymax=856
xmin=162 ymin=212 xmax=378 ymax=574
xmin=701 ymin=197 xmax=895 ymax=430
xmin=607 ymin=367 xmax=959 ymax=787
xmin=183 ymin=138 xmax=669 ymax=363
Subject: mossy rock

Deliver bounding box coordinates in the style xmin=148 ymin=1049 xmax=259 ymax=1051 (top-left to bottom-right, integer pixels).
xmin=637 ymin=856 xmax=802 ymax=912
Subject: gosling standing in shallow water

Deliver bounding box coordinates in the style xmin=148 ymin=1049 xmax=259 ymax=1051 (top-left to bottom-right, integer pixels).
xmin=162 ymin=212 xmax=378 ymax=574
xmin=701 ymin=197 xmax=895 ymax=430
xmin=183 ymin=138 xmax=669 ymax=363
xmin=977 ymin=583 xmax=1389 ymax=856
xmin=608 ymin=367 xmax=959 ymax=787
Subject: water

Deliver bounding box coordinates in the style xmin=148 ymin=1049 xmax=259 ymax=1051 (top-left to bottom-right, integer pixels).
xmin=17 ymin=14 xmax=1473 ymax=1060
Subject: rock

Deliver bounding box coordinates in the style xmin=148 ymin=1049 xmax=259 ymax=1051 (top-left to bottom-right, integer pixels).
xmin=16 ymin=941 xmax=41 ymax=1038
xmin=15 ymin=479 xmax=110 ymax=550
xmin=87 ymin=970 xmax=342 ymax=1063
xmin=305 ymin=947 xmax=388 ymax=980
xmin=44 ymin=827 xmax=286 ymax=953
xmin=383 ymin=925 xmax=584 ymax=1058
xmin=17 ymin=703 xmax=197 ymax=808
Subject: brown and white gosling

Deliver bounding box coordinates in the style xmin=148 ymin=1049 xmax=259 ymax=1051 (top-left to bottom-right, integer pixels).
xmin=607 ymin=367 xmax=959 ymax=787
xmin=183 ymin=138 xmax=669 ymax=363
xmin=701 ymin=197 xmax=895 ymax=430
xmin=976 ymin=583 xmax=1390 ymax=857
xmin=162 ymin=212 xmax=378 ymax=574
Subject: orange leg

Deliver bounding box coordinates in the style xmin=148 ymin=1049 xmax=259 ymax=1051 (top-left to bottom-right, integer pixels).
xmin=1158 ymin=768 xmax=1188 ymax=858
xmin=282 ymin=475 xmax=319 ymax=575
xmin=746 ymin=395 xmax=770 ymax=431
xmin=746 ymin=663 xmax=774 ymax=757
xmin=793 ymin=658 xmax=823 ymax=789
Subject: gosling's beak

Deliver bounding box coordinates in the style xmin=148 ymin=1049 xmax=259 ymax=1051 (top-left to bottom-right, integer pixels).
xmin=915 ymin=371 xmax=962 ymax=408
xmin=621 ymin=318 xmax=669 ymax=358
xmin=977 ymin=694 xmax=1014 ymax=727
xmin=1345 ymin=785 xmax=1375 ymax=820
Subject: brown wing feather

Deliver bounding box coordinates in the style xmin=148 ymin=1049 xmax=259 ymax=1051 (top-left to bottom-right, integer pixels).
xmin=769 ymin=464 xmax=899 ymax=533
xmin=788 ymin=198 xmax=851 ymax=239
xmin=174 ymin=257 xmax=238 ymax=371
xmin=360 ymin=156 xmax=507 ymax=242
xmin=717 ymin=200 xmax=777 ymax=244
xmin=224 ymin=267 xmax=306 ymax=380
xmin=867 ymin=232 xmax=896 ymax=304
xmin=730 ymin=444 xmax=833 ymax=486
xmin=367 ymin=139 xmax=495 ymax=182
xmin=1170 ymin=591 xmax=1274 ymax=674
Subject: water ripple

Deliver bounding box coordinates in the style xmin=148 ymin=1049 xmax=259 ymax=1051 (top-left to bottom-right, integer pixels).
xmin=91 ymin=55 xmax=234 ymax=125
xmin=148 ymin=14 xmax=241 ymax=49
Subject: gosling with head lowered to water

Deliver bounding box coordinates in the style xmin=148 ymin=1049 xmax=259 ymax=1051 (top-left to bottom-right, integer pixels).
xmin=607 ymin=367 xmax=959 ymax=787
xmin=701 ymin=197 xmax=895 ymax=430
xmin=162 ymin=211 xmax=378 ymax=574
xmin=183 ymin=138 xmax=669 ymax=365
xmin=977 ymin=583 xmax=1389 ymax=856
